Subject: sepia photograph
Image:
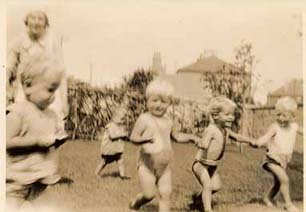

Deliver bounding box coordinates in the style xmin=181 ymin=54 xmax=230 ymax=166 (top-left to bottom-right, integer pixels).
xmin=4 ymin=0 xmax=304 ymax=211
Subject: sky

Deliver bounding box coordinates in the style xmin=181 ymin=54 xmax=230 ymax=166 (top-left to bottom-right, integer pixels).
xmin=6 ymin=0 xmax=305 ymax=104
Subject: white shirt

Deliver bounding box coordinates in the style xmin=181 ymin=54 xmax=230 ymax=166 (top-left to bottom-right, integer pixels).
xmin=257 ymin=122 xmax=298 ymax=156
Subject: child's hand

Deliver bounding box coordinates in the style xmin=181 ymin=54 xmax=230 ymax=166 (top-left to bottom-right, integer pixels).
xmin=36 ymin=136 xmax=56 ymax=147
xmin=249 ymin=139 xmax=258 ymax=148
xmin=142 ymin=136 xmax=155 ymax=143
xmin=142 ymin=129 xmax=155 ymax=143
xmin=191 ymin=136 xmax=202 ymax=145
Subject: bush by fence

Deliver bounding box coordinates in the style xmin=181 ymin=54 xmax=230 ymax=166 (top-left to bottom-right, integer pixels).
xmin=65 ymin=70 xmax=210 ymax=140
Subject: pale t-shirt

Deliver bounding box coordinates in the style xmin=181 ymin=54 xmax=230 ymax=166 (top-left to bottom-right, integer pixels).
xmin=6 ymin=101 xmax=60 ymax=185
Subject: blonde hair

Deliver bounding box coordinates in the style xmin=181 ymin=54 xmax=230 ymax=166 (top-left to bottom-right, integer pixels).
xmin=208 ymin=96 xmax=236 ymax=117
xmin=20 ymin=54 xmax=64 ymax=86
xmin=275 ymin=96 xmax=297 ymax=113
xmin=145 ymin=78 xmax=174 ymax=99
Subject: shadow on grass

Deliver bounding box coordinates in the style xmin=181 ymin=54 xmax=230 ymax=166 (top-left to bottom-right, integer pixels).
xmin=100 ymin=171 xmax=121 ymax=178
xmin=142 ymin=204 xmax=158 ymax=211
xmin=188 ymin=192 xmax=204 ymax=211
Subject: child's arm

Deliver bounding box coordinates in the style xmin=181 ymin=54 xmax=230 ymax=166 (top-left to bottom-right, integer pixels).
xmin=171 ymin=131 xmax=201 ymax=144
xmin=255 ymin=124 xmax=277 ymax=147
xmin=197 ymin=128 xmax=214 ymax=149
xmin=130 ymin=115 xmax=154 ymax=145
xmin=7 ymin=112 xmax=56 ymax=150
xmin=108 ymin=124 xmax=128 ymax=140
xmin=227 ymin=129 xmax=255 ymax=145
xmin=297 ymin=126 xmax=303 ymax=136
xmin=6 ymin=112 xmax=37 ymax=149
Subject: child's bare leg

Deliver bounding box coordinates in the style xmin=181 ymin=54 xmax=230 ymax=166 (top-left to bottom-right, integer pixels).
xmin=95 ymin=158 xmax=107 ymax=176
xmin=263 ymin=170 xmax=280 ymax=207
xmin=157 ymin=168 xmax=172 ymax=212
xmin=117 ymin=157 xmax=130 ymax=179
xmin=192 ymin=163 xmax=213 ymax=212
xmin=211 ymin=172 xmax=221 ymax=194
xmin=267 ymin=163 xmax=298 ymax=211
xmin=130 ymin=165 xmax=156 ymax=210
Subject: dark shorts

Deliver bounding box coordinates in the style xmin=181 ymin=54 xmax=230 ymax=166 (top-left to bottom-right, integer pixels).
xmin=102 ymin=153 xmax=123 ymax=164
xmin=262 ymin=153 xmax=289 ymax=172
xmin=192 ymin=161 xmax=217 ymax=178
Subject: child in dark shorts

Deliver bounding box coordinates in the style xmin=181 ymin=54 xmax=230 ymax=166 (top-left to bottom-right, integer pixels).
xmin=95 ymin=107 xmax=130 ymax=180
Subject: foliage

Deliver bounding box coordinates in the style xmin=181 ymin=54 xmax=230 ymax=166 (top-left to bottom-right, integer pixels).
xmin=66 ymin=69 xmax=209 ymax=140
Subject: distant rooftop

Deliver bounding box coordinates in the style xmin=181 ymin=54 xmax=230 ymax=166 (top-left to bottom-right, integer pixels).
xmin=160 ymin=74 xmax=212 ymax=104
xmin=269 ymin=78 xmax=303 ymax=97
xmin=177 ymin=55 xmax=241 ymax=74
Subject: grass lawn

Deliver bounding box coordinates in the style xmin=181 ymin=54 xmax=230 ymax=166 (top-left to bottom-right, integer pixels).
xmin=33 ymin=141 xmax=303 ymax=212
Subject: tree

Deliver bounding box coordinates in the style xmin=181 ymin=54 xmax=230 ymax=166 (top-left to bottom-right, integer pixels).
xmin=234 ymin=40 xmax=256 ymax=103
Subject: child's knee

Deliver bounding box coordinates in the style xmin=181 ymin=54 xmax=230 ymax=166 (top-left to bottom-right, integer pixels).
xmin=142 ymin=190 xmax=155 ymax=200
xmin=159 ymin=184 xmax=172 ymax=200
xmin=117 ymin=158 xmax=124 ymax=165
xmin=280 ymin=175 xmax=289 ymax=185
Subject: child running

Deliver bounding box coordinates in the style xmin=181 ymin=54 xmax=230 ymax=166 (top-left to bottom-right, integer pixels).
xmin=95 ymin=107 xmax=130 ymax=180
xmin=192 ymin=96 xmax=254 ymax=212
xmin=252 ymin=97 xmax=302 ymax=212
xmin=129 ymin=78 xmax=200 ymax=212
xmin=6 ymin=56 xmax=66 ymax=211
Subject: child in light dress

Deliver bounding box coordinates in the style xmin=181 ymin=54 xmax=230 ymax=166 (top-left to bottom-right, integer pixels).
xmin=129 ymin=78 xmax=200 ymax=212
xmin=192 ymin=96 xmax=254 ymax=212
xmin=6 ymin=56 xmax=66 ymax=211
xmin=95 ymin=107 xmax=130 ymax=179
xmin=252 ymin=97 xmax=302 ymax=212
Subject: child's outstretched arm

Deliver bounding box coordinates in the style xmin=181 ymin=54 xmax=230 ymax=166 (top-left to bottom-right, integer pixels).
xmin=255 ymin=124 xmax=277 ymax=147
xmin=227 ymin=129 xmax=255 ymax=145
xmin=130 ymin=115 xmax=154 ymax=145
xmin=108 ymin=124 xmax=128 ymax=140
xmin=171 ymin=131 xmax=201 ymax=144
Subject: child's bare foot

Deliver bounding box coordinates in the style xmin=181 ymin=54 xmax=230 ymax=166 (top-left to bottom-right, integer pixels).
xmin=129 ymin=200 xmax=139 ymax=211
xmin=285 ymin=204 xmax=300 ymax=212
xmin=263 ymin=197 xmax=275 ymax=208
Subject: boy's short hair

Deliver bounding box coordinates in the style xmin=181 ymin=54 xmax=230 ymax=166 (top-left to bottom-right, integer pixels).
xmin=208 ymin=96 xmax=236 ymax=116
xmin=20 ymin=54 xmax=64 ymax=86
xmin=275 ymin=96 xmax=297 ymax=113
xmin=145 ymin=78 xmax=174 ymax=99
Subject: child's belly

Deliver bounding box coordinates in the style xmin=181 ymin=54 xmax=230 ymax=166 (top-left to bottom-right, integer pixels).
xmin=142 ymin=135 xmax=172 ymax=154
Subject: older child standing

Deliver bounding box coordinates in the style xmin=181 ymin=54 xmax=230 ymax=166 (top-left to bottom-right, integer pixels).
xmin=253 ymin=97 xmax=302 ymax=212
xmin=192 ymin=96 xmax=254 ymax=212
xmin=6 ymin=56 xmax=65 ymax=210
xmin=129 ymin=78 xmax=200 ymax=212
xmin=95 ymin=107 xmax=130 ymax=179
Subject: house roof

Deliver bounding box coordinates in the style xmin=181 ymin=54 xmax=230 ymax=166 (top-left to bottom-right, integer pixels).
xmin=269 ymin=78 xmax=303 ymax=97
xmin=160 ymin=74 xmax=212 ymax=104
xmin=177 ymin=55 xmax=241 ymax=74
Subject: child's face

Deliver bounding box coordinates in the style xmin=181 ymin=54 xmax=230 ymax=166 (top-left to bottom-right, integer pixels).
xmin=215 ymin=106 xmax=235 ymax=128
xmin=275 ymin=110 xmax=293 ymax=128
xmin=147 ymin=94 xmax=171 ymax=117
xmin=23 ymin=73 xmax=61 ymax=110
